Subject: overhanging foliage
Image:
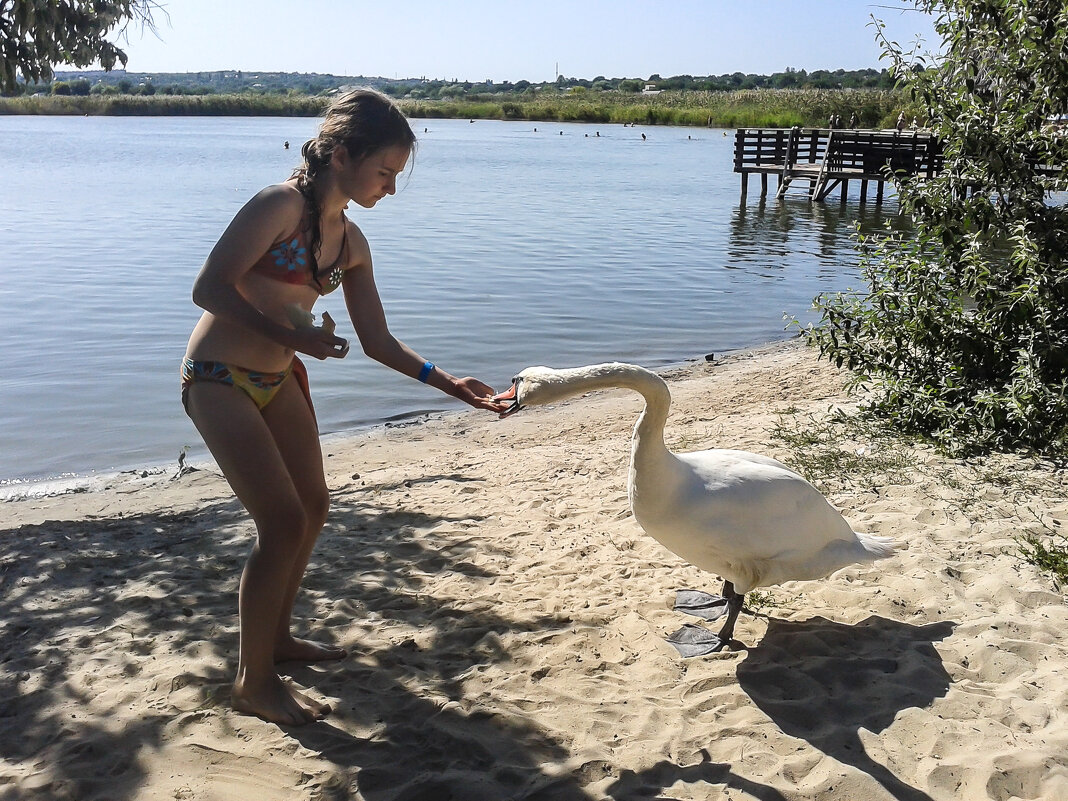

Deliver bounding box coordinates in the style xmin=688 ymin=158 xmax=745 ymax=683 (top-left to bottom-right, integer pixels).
xmin=0 ymin=0 xmax=160 ymax=92
xmin=806 ymin=0 xmax=1068 ymax=455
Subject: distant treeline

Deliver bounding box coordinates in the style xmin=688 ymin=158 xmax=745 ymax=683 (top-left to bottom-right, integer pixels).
xmin=5 ymin=69 xmax=382 ymax=97
xmin=7 ymin=66 xmax=898 ymax=99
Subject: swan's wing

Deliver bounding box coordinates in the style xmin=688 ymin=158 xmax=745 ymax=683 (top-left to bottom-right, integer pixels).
xmin=699 ymin=448 xmax=802 ymax=477
xmin=637 ymin=452 xmax=854 ymax=565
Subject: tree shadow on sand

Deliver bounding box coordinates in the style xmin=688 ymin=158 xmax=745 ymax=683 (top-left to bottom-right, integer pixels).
xmin=0 ymin=497 xmax=251 ymax=800
xmin=0 ymin=475 xmax=616 ymax=800
xmin=737 ymin=615 xmax=955 ymax=801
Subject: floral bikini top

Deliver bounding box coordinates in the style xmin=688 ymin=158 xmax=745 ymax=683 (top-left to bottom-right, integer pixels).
xmin=250 ymin=208 xmax=349 ymax=295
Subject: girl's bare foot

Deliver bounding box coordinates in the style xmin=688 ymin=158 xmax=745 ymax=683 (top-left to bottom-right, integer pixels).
xmin=274 ymin=634 xmax=347 ymax=663
xmin=232 ymin=673 xmax=327 ymax=726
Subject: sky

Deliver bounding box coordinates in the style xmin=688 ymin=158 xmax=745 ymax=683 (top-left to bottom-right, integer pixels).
xmin=104 ymin=1 xmax=940 ymax=82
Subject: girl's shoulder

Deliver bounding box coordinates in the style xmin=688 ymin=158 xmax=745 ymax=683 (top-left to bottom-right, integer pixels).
xmin=218 ymin=183 xmax=306 ymax=248
xmin=342 ymin=213 xmax=368 ymax=245
xmin=236 ymin=183 xmax=309 ymax=246
xmin=242 ymin=182 xmax=307 ymax=229
xmin=342 ymin=214 xmax=372 ymax=269
xmin=254 ymin=181 xmax=307 ymax=213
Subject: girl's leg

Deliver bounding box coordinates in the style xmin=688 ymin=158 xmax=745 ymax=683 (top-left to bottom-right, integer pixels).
xmin=184 ymin=381 xmax=325 ymax=726
xmin=260 ymin=375 xmax=347 ymax=663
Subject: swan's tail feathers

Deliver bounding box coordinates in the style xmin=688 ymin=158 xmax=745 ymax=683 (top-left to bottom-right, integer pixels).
xmin=756 ymin=532 xmax=900 ymax=588
xmin=854 ymin=531 xmax=898 ymax=560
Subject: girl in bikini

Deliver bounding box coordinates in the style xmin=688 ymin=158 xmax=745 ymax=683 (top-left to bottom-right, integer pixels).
xmin=182 ymin=89 xmax=506 ymax=726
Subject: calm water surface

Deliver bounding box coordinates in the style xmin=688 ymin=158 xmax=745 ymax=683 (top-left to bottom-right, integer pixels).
xmin=0 ymin=116 xmax=897 ymax=486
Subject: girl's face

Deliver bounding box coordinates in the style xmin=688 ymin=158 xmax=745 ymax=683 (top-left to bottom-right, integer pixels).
xmin=337 ymin=145 xmax=410 ymax=208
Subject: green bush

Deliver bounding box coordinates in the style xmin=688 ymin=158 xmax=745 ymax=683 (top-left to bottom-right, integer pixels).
xmin=804 ymin=0 xmax=1068 ymax=455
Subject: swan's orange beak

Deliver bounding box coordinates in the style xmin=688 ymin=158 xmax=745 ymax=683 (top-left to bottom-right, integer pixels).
xmin=493 ymin=383 xmax=522 ymax=418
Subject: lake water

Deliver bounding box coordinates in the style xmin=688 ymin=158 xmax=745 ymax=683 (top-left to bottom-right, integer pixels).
xmin=0 ymin=115 xmax=897 ymax=487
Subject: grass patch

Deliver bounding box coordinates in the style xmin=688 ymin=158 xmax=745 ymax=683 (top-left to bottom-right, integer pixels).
xmin=1016 ymin=528 xmax=1068 ymax=586
xmin=931 ymin=455 xmax=1066 ymax=518
xmin=768 ymin=408 xmax=914 ymax=493
xmin=744 ymin=589 xmax=781 ymax=613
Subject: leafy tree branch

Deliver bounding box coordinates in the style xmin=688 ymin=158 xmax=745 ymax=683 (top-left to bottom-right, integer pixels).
xmin=0 ymin=0 xmax=163 ymax=92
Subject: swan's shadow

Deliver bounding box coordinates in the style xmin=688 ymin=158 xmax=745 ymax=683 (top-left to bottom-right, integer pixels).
xmin=603 ymin=750 xmax=790 ymax=800
xmin=737 ymin=615 xmax=955 ymax=801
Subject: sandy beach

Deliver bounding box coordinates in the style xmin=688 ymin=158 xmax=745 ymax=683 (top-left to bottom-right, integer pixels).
xmin=3 ymin=338 xmax=1067 ymax=801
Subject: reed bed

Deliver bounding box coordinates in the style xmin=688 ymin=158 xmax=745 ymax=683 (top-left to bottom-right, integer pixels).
xmin=0 ymin=93 xmax=329 ymax=116
xmin=403 ymin=89 xmax=907 ymax=128
xmin=0 ymin=89 xmax=910 ymax=128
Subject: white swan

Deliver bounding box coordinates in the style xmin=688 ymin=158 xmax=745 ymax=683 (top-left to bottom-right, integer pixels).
xmin=494 ymin=362 xmax=897 ymax=652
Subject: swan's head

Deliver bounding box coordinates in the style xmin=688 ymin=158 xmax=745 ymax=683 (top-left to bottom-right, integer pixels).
xmin=493 ymin=366 xmax=559 ymax=417
xmin=493 ymin=363 xmax=636 ymax=417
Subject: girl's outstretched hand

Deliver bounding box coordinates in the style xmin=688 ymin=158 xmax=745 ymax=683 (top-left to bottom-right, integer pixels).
xmin=452 ymin=377 xmax=510 ymax=413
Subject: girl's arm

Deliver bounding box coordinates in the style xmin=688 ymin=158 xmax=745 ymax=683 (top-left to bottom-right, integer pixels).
xmin=191 ymin=185 xmax=348 ymax=360
xmin=341 ymin=226 xmax=505 ymax=411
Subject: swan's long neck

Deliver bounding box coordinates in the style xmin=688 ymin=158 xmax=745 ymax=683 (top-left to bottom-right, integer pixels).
xmin=541 ymin=363 xmax=673 ymax=468
xmin=623 ymin=368 xmax=673 ymax=473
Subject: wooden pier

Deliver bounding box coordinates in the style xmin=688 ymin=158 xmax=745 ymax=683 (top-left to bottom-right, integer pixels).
xmin=734 ymin=127 xmax=943 ymax=202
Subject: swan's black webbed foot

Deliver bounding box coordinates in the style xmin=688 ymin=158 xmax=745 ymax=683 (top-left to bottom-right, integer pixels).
xmin=674 ymin=589 xmax=729 ymax=621
xmin=668 ymin=582 xmax=745 ymax=657
xmin=667 ymin=624 xmax=733 ymax=657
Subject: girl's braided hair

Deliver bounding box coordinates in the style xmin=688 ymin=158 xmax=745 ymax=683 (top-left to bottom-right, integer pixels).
xmin=291 ymin=89 xmax=416 ymax=287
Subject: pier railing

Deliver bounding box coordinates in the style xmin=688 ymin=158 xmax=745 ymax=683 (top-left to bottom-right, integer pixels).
xmin=734 ymin=127 xmax=943 ymax=202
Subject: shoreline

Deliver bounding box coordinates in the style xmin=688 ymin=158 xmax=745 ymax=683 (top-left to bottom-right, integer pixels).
xmin=0 ymin=339 xmax=779 ymax=500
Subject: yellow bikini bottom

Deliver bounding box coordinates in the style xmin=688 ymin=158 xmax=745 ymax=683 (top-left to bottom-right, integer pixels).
xmin=180 ymin=358 xmax=292 ymax=410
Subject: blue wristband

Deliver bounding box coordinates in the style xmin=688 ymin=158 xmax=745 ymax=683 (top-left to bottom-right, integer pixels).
xmin=417 ymin=361 xmax=434 ymax=383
